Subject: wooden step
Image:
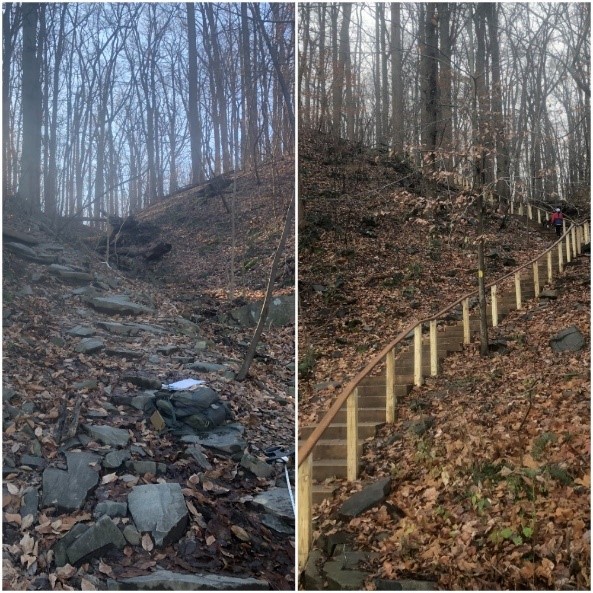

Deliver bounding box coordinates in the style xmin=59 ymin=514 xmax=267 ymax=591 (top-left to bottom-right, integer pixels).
xmin=312 ymin=458 xmax=350 ymax=480
xmin=333 ymin=407 xmax=388 ymax=423
xmin=312 ymin=484 xmax=337 ymax=505
xmin=300 ymin=421 xmax=383 ymax=441
xmin=302 ymin=438 xmax=364 ymax=460
xmin=357 ymin=384 xmax=412 ymax=399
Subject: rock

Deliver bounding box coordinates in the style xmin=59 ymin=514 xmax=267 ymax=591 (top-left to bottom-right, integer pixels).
xmin=73 ymin=379 xmax=98 ymax=390
xmin=20 ymin=487 xmax=39 ymax=521
xmin=41 ymin=452 xmax=101 ymax=512
xmin=20 ymin=455 xmax=46 ymax=469
xmin=303 ymin=549 xmax=325 ymax=590
xmin=339 ymin=477 xmax=392 ymax=518
xmin=185 ymin=361 xmax=227 ymax=373
xmin=124 ymin=460 xmax=166 ymax=475
xmin=105 ymin=347 xmax=143 ymax=360
xmin=375 ymin=579 xmax=439 ymax=590
xmin=3 ymin=387 xmax=16 ymax=403
xmin=240 ymin=453 xmax=274 ymax=479
xmin=5 ymin=242 xmax=56 ymax=264
xmin=66 ymin=515 xmax=126 ymax=565
xmin=21 ymin=401 xmax=36 ymax=414
xmin=157 ymin=345 xmax=179 ymax=355
xmin=83 ymin=424 xmax=130 ymax=447
xmin=185 ymin=446 xmax=213 ymax=471
xmin=87 ymin=294 xmax=154 ymax=316
xmin=539 ymin=289 xmax=558 ymax=300
xmin=121 ymin=373 xmax=161 ymax=390
xmin=103 ymin=449 xmax=131 ymax=469
xmin=122 ymin=524 xmax=141 ymax=546
xmin=550 ymin=326 xmax=585 ymax=353
xmin=180 ymin=425 xmax=246 ymax=457
xmin=75 ymin=338 xmax=104 ymax=354
xmin=18 ymin=285 xmax=33 ymax=296
xmin=251 ymin=487 xmax=294 ymax=523
xmin=106 ymin=570 xmax=270 ymax=590
xmin=260 ymin=513 xmax=294 ymax=535
xmin=129 ymin=393 xmax=156 ymax=412
xmin=318 ymin=531 xmax=352 ymax=556
xmin=127 ymin=483 xmax=189 ymax=546
xmin=3 ymin=228 xmax=40 ymax=245
xmin=94 ymin=501 xmax=128 ymax=519
xmin=52 ymin=268 xmax=93 ymax=284
xmin=407 ymin=415 xmax=435 ymax=436
xmin=229 ymin=294 xmax=295 ymax=327
xmin=194 ymin=340 xmax=208 ymax=351
xmin=175 ymin=317 xmax=200 ymax=336
xmin=324 ymin=560 xmax=367 ymax=590
xmin=54 ymin=523 xmax=90 ymax=567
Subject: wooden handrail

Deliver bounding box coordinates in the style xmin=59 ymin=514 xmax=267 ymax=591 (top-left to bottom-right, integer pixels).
xmin=298 ymin=206 xmax=585 ymax=468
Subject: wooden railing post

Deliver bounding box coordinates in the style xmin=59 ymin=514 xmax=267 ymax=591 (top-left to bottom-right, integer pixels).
xmin=414 ymin=325 xmax=423 ymax=386
xmin=528 ymin=204 xmax=532 ymax=220
xmin=537 ymin=209 xmax=542 ymax=225
xmin=571 ymin=226 xmax=577 ymax=258
xmin=514 ymin=271 xmax=522 ymax=309
xmin=558 ymin=240 xmax=564 ymax=273
xmin=563 ymin=218 xmax=566 ymax=235
xmin=429 ymin=320 xmax=438 ymax=376
xmin=386 ymin=349 xmax=395 ymax=423
xmin=491 ymin=285 xmax=498 ymax=327
xmin=510 ymin=200 xmax=514 ymax=215
xmin=462 ymin=299 xmax=470 ymax=344
xmin=547 ymin=251 xmax=553 ymax=283
xmin=298 ymin=455 xmax=312 ymax=571
xmin=533 ymin=260 xmax=540 ymax=298
xmin=565 ymin=232 xmax=571 ymax=263
xmin=519 ymin=203 xmax=524 ymax=216
xmin=584 ymin=222 xmax=590 ymax=245
xmin=347 ymin=388 xmax=358 ymax=481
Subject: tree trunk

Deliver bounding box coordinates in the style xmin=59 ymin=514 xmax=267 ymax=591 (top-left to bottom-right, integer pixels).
xmin=390 ymin=3 xmax=404 ymax=154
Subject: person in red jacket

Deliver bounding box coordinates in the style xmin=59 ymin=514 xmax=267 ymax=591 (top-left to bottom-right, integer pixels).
xmin=550 ymin=208 xmax=564 ymax=237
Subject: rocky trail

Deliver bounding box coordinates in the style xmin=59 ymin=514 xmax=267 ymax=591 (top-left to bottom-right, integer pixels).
xmin=2 ymin=163 xmax=295 ymax=590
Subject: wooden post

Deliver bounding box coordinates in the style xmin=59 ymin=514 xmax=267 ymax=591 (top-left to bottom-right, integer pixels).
xmin=462 ymin=299 xmax=470 ymax=344
xmin=547 ymin=251 xmax=553 ymax=283
xmin=571 ymin=226 xmax=577 ymax=258
xmin=533 ymin=260 xmax=540 ymax=298
xmin=430 ymin=320 xmax=438 ymax=376
xmin=537 ymin=209 xmax=541 ymax=225
xmin=562 ymin=218 xmax=566 ymax=235
xmin=558 ymin=240 xmax=564 ymax=273
xmin=510 ymin=200 xmax=514 ymax=215
xmin=565 ymin=233 xmax=571 ymax=263
xmin=491 ymin=285 xmax=498 ymax=327
xmin=584 ymin=222 xmax=590 ymax=244
xmin=347 ymin=388 xmax=358 ymax=481
xmin=527 ymin=204 xmax=532 ymax=220
xmin=414 ymin=325 xmax=423 ymax=386
xmin=298 ymin=455 xmax=312 ymax=571
xmin=386 ymin=349 xmax=395 ymax=423
xmin=577 ymin=225 xmax=582 ymax=253
xmin=514 ymin=271 xmax=522 ymax=309
xmin=519 ymin=203 xmax=524 ymax=216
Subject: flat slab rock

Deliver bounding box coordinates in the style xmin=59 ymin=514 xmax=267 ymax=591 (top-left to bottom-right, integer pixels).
xmin=106 ymin=569 xmax=270 ymax=590
xmin=42 ymin=452 xmax=101 ymax=512
xmin=66 ymin=514 xmax=126 ymax=565
xmin=127 ymin=483 xmax=188 ymax=546
xmin=83 ymin=424 xmax=130 ymax=447
xmin=252 ymin=487 xmax=294 ymax=523
xmin=87 ymin=294 xmax=154 ymax=316
xmin=180 ymin=424 xmax=246 ymax=456
xmin=550 ymin=326 xmax=585 ymax=352
xmin=339 ymin=477 xmax=392 ymax=518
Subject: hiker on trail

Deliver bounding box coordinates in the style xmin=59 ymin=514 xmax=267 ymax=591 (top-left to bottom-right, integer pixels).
xmin=550 ymin=208 xmax=564 ymax=237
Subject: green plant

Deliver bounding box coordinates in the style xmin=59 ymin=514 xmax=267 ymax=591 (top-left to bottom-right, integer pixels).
xmin=406 ymin=262 xmax=423 ymax=280
xmin=470 ymin=492 xmax=492 ymax=515
xmin=489 ymin=525 xmax=533 ymax=546
xmin=531 ymin=432 xmax=557 ymax=460
xmin=298 ymin=347 xmax=317 ymax=379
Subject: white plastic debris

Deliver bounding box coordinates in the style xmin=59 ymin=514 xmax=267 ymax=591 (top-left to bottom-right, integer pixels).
xmin=161 ymin=378 xmax=206 ymax=391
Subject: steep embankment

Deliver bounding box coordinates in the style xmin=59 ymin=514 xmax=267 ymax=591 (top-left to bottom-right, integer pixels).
xmin=298 ymin=130 xmax=564 ymax=426
xmin=2 ymin=159 xmax=295 ymax=590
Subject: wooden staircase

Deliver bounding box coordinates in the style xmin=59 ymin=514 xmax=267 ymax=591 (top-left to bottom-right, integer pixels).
xmin=299 ymin=213 xmax=571 ymax=504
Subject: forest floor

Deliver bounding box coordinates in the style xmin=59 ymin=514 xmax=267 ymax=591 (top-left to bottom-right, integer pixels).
xmin=2 ymin=157 xmax=295 ymax=590
xmin=298 ymin=130 xmax=590 ymax=590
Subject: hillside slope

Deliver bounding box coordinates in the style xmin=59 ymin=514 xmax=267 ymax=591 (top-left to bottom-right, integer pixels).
xmin=2 ymin=159 xmax=295 ymax=590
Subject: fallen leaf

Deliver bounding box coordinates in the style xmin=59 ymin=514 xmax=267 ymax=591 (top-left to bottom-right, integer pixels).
xmin=206 ymin=534 xmax=216 ymax=546
xmin=80 ymin=578 xmax=97 ymax=590
xmin=7 ymin=483 xmax=19 ymax=495
xmin=98 ymin=560 xmax=113 ymax=576
xmin=56 ymin=563 xmax=77 ymax=579
xmin=4 ymin=513 xmax=22 ymax=525
xmin=231 ymin=525 xmax=250 ymax=542
xmin=141 ymin=533 xmax=154 ymax=552
xmin=101 ymin=472 xmax=118 ymax=484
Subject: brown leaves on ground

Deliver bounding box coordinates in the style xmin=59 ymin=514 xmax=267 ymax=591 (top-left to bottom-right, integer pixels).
xmin=314 ymin=261 xmax=590 ymax=590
